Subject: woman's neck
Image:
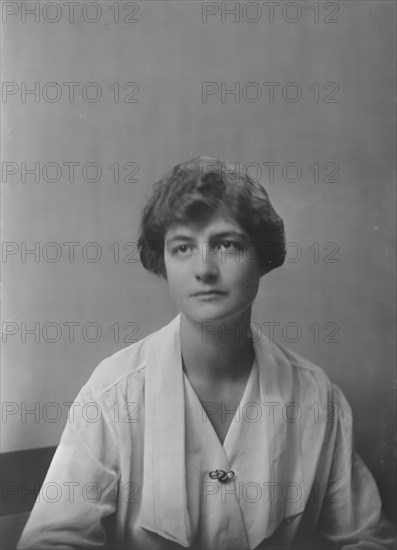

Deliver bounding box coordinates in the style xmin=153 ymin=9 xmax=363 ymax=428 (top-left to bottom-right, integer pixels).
xmin=180 ymin=309 xmax=255 ymax=383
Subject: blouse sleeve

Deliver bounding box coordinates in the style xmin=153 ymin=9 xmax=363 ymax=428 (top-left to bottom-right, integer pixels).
xmin=17 ymin=384 xmax=120 ymax=549
xmin=315 ymin=384 xmax=395 ymax=549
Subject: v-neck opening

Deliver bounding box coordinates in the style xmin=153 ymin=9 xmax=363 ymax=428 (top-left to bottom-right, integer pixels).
xmin=182 ymin=355 xmax=258 ymax=451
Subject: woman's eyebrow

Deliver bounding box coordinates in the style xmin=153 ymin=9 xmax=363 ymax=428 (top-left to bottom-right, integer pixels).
xmin=165 ymin=235 xmax=194 ymax=245
xmin=166 ymin=230 xmax=248 ymax=245
xmin=209 ymin=231 xmax=249 ymax=241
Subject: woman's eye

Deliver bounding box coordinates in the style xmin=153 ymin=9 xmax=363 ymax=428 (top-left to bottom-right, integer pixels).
xmin=218 ymin=240 xmax=241 ymax=251
xmin=173 ymin=244 xmax=195 ymax=256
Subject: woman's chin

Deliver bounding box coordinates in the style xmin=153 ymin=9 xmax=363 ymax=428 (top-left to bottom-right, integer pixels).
xmin=181 ymin=304 xmax=251 ymax=327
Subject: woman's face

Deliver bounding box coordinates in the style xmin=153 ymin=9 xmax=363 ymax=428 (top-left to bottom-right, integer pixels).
xmin=164 ymin=209 xmax=263 ymax=325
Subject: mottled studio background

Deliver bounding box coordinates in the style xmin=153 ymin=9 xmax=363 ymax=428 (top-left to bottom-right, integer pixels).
xmin=2 ymin=0 xmax=396 ymax=522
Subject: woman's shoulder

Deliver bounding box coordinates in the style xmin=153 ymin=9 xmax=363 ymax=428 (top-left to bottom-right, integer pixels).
xmin=83 ymin=323 xmax=167 ymax=399
xmin=273 ymin=341 xmax=329 ymax=375
xmin=266 ymin=339 xmax=338 ymax=402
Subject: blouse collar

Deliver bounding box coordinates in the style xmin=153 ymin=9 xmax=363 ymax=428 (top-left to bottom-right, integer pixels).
xmin=138 ymin=314 xmax=305 ymax=548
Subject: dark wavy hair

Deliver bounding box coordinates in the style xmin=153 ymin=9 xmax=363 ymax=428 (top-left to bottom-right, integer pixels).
xmin=137 ymin=157 xmax=286 ymax=278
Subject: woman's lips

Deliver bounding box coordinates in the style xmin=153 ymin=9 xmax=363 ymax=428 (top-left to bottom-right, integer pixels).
xmin=191 ymin=290 xmax=227 ymax=297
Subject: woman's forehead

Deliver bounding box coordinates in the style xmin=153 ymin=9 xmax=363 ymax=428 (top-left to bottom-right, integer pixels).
xmin=165 ymin=210 xmax=248 ymax=239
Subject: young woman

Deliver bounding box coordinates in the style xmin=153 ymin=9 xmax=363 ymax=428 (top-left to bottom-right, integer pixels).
xmin=18 ymin=157 xmax=394 ymax=549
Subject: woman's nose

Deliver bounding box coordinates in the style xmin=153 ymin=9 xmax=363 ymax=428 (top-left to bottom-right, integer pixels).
xmin=194 ymin=248 xmax=219 ymax=282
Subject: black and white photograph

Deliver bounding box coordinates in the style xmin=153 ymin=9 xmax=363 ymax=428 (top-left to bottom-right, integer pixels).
xmin=1 ymin=1 xmax=396 ymax=549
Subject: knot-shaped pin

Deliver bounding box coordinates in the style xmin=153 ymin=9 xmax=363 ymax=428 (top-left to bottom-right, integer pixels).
xmin=209 ymin=469 xmax=235 ymax=483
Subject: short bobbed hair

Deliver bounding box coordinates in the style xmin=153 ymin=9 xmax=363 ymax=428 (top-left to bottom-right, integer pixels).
xmin=137 ymin=157 xmax=286 ymax=278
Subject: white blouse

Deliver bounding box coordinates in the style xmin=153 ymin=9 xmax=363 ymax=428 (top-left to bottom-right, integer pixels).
xmin=17 ymin=314 xmax=394 ymax=549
